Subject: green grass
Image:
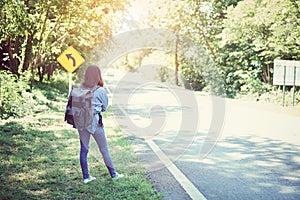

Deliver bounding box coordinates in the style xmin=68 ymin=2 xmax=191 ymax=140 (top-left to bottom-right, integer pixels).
xmin=0 ymin=83 xmax=161 ymax=200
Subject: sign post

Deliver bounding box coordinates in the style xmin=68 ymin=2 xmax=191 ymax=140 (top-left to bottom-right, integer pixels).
xmin=282 ymin=65 xmax=286 ymax=107
xmin=57 ymin=46 xmax=85 ymax=95
xmin=69 ymin=73 xmax=72 ymax=95
xmin=273 ymin=60 xmax=300 ymax=107
xmin=292 ymin=66 xmax=297 ymax=106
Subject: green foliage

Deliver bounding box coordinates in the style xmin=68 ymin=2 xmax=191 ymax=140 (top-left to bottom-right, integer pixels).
xmin=0 ymin=0 xmax=129 ymax=81
xmin=0 ymin=70 xmax=69 ymax=119
xmin=0 ymin=0 xmax=29 ymax=41
xmin=0 ymin=107 xmax=161 ymax=199
xmin=166 ymin=0 xmax=298 ymax=100
xmin=258 ymin=86 xmax=300 ymax=106
xmin=0 ymin=71 xmax=34 ymax=119
xmin=1 ymin=0 xmax=299 ymax=102
xmin=180 ymin=62 xmax=206 ymax=91
xmin=218 ymin=0 xmax=300 ymax=97
xmin=33 ymin=71 xmax=69 ymax=101
xmin=157 ymin=67 xmax=171 ymax=83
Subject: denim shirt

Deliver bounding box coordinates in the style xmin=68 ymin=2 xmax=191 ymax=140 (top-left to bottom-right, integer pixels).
xmin=93 ymin=87 xmax=108 ymax=114
xmin=86 ymin=87 xmax=108 ymax=134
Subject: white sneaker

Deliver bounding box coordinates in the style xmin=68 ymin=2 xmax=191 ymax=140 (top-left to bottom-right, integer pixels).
xmin=84 ymin=175 xmax=96 ymax=184
xmin=112 ymin=172 xmax=124 ymax=180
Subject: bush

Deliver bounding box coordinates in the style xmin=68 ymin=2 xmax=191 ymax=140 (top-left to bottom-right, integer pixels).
xmin=180 ymin=63 xmax=206 ymax=91
xmin=157 ymin=66 xmax=170 ymax=83
xmin=33 ymin=70 xmax=69 ymax=101
xmin=259 ymin=86 xmax=300 ymax=106
xmin=48 ymin=70 xmax=70 ymax=94
xmin=0 ymin=70 xmax=69 ymax=119
xmin=0 ymin=71 xmax=35 ymax=119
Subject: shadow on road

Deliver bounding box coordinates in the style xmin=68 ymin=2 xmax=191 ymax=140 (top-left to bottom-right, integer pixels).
xmin=177 ymin=134 xmax=300 ymax=200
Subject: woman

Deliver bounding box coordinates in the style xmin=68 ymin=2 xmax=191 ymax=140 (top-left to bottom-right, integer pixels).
xmin=78 ymin=65 xmax=123 ymax=184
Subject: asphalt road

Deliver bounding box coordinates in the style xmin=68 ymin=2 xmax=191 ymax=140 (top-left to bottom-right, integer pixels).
xmin=104 ymin=69 xmax=300 ymax=200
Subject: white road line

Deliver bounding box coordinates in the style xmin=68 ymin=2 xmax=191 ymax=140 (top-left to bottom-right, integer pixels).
xmin=146 ymin=139 xmax=207 ymax=200
xmin=105 ymin=84 xmax=206 ymax=200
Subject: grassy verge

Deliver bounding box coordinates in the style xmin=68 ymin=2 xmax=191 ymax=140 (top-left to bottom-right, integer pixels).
xmin=0 ymin=84 xmax=161 ymax=199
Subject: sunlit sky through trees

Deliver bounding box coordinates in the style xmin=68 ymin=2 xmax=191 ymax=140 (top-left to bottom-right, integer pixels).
xmin=117 ymin=0 xmax=152 ymax=33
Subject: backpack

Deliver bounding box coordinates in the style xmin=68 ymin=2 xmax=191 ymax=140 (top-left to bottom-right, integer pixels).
xmin=64 ymin=86 xmax=99 ymax=132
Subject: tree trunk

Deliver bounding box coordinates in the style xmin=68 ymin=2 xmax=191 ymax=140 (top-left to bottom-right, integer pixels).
xmin=261 ymin=63 xmax=271 ymax=84
xmin=7 ymin=38 xmax=20 ymax=75
xmin=47 ymin=64 xmax=54 ymax=81
xmin=36 ymin=56 xmax=44 ymax=82
xmin=175 ymin=33 xmax=179 ymax=86
xmin=22 ymin=34 xmax=33 ymax=72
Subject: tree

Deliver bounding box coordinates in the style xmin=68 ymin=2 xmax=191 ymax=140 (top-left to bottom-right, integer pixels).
xmin=219 ymin=0 xmax=300 ymax=96
xmin=145 ymin=0 xmax=192 ymax=85
xmin=141 ymin=0 xmax=240 ymax=92
xmin=0 ymin=0 xmax=30 ymax=75
xmin=0 ymin=0 xmax=129 ymax=82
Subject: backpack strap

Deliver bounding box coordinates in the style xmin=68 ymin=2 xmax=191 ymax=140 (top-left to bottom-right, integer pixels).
xmin=80 ymin=85 xmax=100 ymax=92
xmin=92 ymin=85 xmax=100 ymax=92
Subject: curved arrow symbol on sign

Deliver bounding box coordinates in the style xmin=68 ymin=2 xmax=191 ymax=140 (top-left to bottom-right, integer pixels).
xmin=66 ymin=54 xmax=76 ymax=67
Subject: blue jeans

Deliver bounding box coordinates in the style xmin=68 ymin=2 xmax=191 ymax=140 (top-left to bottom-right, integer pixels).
xmin=79 ymin=125 xmax=117 ymax=179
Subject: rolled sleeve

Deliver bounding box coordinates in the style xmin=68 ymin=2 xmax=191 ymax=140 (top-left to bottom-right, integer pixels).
xmin=93 ymin=87 xmax=108 ymax=114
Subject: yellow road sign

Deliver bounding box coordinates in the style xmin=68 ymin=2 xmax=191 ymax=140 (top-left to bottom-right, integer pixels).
xmin=57 ymin=46 xmax=85 ymax=73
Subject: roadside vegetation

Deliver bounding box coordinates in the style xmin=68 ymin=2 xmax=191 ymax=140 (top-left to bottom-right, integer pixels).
xmin=1 ymin=0 xmax=299 ymax=103
xmin=0 ymin=73 xmax=161 ymax=199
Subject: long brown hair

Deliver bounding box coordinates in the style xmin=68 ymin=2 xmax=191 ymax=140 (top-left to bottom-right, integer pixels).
xmin=82 ymin=65 xmax=104 ymax=88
